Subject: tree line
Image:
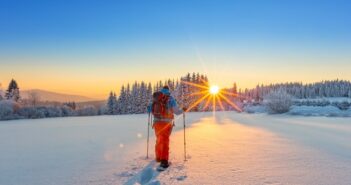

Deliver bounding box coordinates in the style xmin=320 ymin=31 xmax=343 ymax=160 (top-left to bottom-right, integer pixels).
xmin=240 ymin=79 xmax=351 ymax=102
xmin=1 ymin=76 xmax=351 ymax=120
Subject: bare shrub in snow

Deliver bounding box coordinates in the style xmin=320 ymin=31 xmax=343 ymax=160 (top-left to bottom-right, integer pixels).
xmin=27 ymin=91 xmax=40 ymax=107
xmin=333 ymin=101 xmax=350 ymax=110
xmin=61 ymin=105 xmax=76 ymax=117
xmin=17 ymin=107 xmax=46 ymax=119
xmin=17 ymin=105 xmax=76 ymax=119
xmin=46 ymin=107 xmax=63 ymax=117
xmin=265 ymin=89 xmax=293 ymax=114
xmin=77 ymin=106 xmax=98 ymax=116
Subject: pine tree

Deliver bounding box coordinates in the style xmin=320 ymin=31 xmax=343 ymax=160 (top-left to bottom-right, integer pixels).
xmin=112 ymin=92 xmax=118 ymax=114
xmin=117 ymin=85 xmax=127 ymax=114
xmin=0 ymin=82 xmax=3 ymax=101
xmin=171 ymin=79 xmax=176 ymax=91
xmin=254 ymin=85 xmax=260 ymax=102
xmin=184 ymin=76 xmax=193 ymax=110
xmin=107 ymin=91 xmax=116 ymax=115
xmin=64 ymin=101 xmax=76 ymax=110
xmin=71 ymin=102 xmax=76 ymax=110
xmin=191 ymin=72 xmax=196 ymax=83
xmin=126 ymin=83 xmax=131 ymax=113
xmin=233 ymin=83 xmax=238 ymax=94
xmin=196 ymin=73 xmax=200 ymax=83
xmin=147 ymin=82 xmax=153 ymax=98
xmin=5 ymin=79 xmax=20 ymax=102
xmin=140 ymin=81 xmax=149 ymax=113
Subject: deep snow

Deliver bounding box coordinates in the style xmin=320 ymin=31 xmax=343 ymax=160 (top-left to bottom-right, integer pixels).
xmin=0 ymin=112 xmax=350 ymax=185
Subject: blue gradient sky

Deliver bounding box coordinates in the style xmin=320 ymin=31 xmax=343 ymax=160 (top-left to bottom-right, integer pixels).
xmin=0 ymin=0 xmax=350 ymax=98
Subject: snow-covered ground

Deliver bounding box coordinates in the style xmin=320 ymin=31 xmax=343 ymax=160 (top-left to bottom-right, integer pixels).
xmin=1 ymin=112 xmax=350 ymax=185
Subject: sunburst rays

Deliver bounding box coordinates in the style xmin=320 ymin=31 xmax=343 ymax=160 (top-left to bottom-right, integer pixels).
xmin=181 ymin=80 xmax=242 ymax=113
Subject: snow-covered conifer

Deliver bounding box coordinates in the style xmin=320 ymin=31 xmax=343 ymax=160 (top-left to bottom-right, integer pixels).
xmin=5 ymin=79 xmax=20 ymax=102
xmin=0 ymin=100 xmax=18 ymax=120
xmin=117 ymin=85 xmax=127 ymax=114
xmin=107 ymin=91 xmax=116 ymax=115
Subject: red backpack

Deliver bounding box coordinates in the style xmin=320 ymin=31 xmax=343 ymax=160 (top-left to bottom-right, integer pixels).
xmin=151 ymin=91 xmax=174 ymax=119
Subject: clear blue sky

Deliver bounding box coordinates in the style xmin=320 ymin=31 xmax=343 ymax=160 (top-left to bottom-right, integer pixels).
xmin=0 ymin=0 xmax=351 ymax=98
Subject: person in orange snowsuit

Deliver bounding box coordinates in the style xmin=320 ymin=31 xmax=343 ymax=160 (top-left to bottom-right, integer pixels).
xmin=148 ymin=86 xmax=184 ymax=169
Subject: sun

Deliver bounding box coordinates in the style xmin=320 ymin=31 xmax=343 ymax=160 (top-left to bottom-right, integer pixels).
xmin=209 ymin=85 xmax=219 ymax=95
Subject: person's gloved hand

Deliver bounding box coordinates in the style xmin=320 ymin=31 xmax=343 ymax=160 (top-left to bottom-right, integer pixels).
xmin=147 ymin=105 xmax=152 ymax=113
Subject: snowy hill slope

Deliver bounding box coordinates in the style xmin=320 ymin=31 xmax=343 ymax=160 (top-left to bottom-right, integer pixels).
xmin=21 ymin=89 xmax=96 ymax=102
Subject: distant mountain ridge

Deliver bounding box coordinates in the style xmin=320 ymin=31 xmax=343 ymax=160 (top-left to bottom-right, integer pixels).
xmin=21 ymin=89 xmax=97 ymax=102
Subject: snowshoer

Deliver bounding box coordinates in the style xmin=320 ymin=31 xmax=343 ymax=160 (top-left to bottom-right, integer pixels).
xmin=147 ymin=86 xmax=184 ymax=170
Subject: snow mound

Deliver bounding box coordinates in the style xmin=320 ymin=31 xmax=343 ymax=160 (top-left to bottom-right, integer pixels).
xmin=289 ymin=105 xmax=351 ymax=117
xmin=243 ymin=105 xmax=266 ymax=113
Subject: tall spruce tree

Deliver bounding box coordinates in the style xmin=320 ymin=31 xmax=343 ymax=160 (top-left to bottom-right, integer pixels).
xmin=117 ymin=85 xmax=127 ymax=114
xmin=0 ymin=83 xmax=3 ymax=100
xmin=112 ymin=92 xmax=118 ymax=114
xmin=233 ymin=83 xmax=238 ymax=94
xmin=107 ymin=91 xmax=116 ymax=115
xmin=5 ymin=79 xmax=20 ymax=102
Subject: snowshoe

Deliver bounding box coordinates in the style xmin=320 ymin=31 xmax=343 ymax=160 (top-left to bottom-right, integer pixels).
xmin=157 ymin=160 xmax=170 ymax=171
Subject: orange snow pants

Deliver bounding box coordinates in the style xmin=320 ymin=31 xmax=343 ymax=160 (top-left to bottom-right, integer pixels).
xmin=153 ymin=122 xmax=173 ymax=161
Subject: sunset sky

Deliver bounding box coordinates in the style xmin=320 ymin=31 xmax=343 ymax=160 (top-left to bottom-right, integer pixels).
xmin=1 ymin=0 xmax=350 ymax=99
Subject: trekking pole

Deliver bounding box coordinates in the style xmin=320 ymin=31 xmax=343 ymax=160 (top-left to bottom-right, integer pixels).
xmin=183 ymin=112 xmax=187 ymax=161
xmin=146 ymin=112 xmax=150 ymax=159
xmin=181 ymin=79 xmax=187 ymax=161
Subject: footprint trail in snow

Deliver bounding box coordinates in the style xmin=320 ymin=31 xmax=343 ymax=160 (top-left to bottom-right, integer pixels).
xmin=121 ymin=157 xmax=187 ymax=185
